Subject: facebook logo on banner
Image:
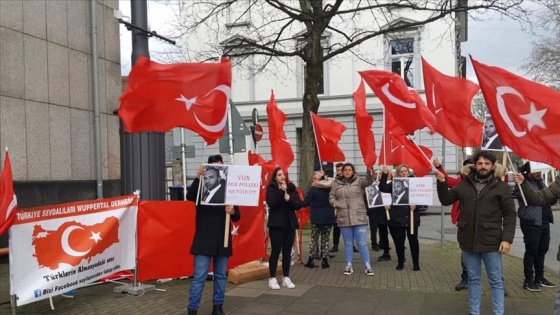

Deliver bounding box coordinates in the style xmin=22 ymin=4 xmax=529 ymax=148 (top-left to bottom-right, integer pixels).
xmin=33 ymin=289 xmax=41 ymax=298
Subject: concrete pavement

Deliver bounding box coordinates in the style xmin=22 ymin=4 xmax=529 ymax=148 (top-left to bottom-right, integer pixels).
xmin=1 ymin=234 xmax=556 ymax=314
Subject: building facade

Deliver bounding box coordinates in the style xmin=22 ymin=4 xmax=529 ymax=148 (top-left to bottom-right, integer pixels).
xmin=0 ymin=0 xmax=122 ymax=215
xmin=174 ymin=2 xmax=466 ymax=191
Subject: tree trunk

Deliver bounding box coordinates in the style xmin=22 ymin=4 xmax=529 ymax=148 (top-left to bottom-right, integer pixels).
xmin=299 ymin=48 xmax=323 ymax=191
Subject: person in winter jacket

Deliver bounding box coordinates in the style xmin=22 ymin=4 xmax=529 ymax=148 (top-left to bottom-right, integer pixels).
xmin=186 ymin=155 xmax=240 ymax=315
xmin=514 ymin=162 xmax=555 ymax=292
xmin=514 ymin=168 xmax=560 ymax=313
xmin=436 ymin=151 xmax=516 ymax=315
xmin=434 ymin=157 xmax=473 ymax=291
xmin=266 ymin=167 xmax=304 ymax=290
xmin=328 ymin=163 xmax=374 ymax=276
xmin=379 ymin=164 xmax=424 ymax=271
xmin=303 ymin=171 xmax=336 ymax=269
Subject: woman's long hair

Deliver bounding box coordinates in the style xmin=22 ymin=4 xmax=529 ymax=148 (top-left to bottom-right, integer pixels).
xmin=268 ymin=167 xmax=291 ymax=187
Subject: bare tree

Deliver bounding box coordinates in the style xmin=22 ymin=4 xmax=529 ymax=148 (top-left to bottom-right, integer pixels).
xmin=158 ymin=0 xmax=542 ymax=188
xmin=523 ymin=2 xmax=560 ymax=89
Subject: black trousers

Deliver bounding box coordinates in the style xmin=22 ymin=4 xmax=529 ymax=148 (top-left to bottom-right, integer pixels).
xmin=268 ymin=227 xmax=295 ymax=277
xmin=367 ymin=213 xmax=378 ymax=245
xmin=389 ymin=225 xmax=419 ymax=266
xmin=378 ymin=223 xmax=390 ymax=255
xmin=332 ymin=224 xmax=340 ymax=246
xmin=520 ymin=221 xmax=550 ymax=281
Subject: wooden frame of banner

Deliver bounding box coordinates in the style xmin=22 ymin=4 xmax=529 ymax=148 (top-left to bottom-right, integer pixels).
xmin=410 ymin=210 xmax=414 ymax=235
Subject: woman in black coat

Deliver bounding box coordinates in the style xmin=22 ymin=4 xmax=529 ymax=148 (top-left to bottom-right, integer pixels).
xmin=379 ymin=164 xmax=423 ymax=271
xmin=266 ymin=167 xmax=304 ymax=290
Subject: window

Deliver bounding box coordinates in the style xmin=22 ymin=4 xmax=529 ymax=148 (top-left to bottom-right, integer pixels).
xmin=390 ymin=38 xmax=415 ymax=87
xmin=295 ymin=31 xmax=331 ymax=97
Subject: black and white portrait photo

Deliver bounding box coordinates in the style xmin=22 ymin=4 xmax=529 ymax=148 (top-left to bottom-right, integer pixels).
xmin=201 ymin=165 xmax=227 ymax=205
xmin=365 ymin=184 xmax=384 ymax=208
xmin=481 ymin=116 xmax=504 ymax=150
xmin=392 ymin=178 xmax=410 ymax=205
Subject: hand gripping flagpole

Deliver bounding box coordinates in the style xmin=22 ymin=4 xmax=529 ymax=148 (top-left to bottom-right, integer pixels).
xmin=504 ymin=149 xmax=528 ymax=206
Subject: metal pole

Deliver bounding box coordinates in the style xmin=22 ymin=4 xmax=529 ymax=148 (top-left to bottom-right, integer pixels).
xmin=120 ymin=0 xmax=166 ymax=200
xmin=440 ymin=139 xmax=446 ymax=247
xmin=90 ymin=0 xmax=103 ymax=198
xmin=227 ymin=101 xmax=234 ymax=163
xmin=181 ymin=128 xmax=187 ymax=200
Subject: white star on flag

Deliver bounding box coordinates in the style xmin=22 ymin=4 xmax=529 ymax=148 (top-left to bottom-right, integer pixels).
xmin=231 ymin=224 xmax=240 ymax=236
xmin=89 ymin=231 xmax=102 ymax=243
xmin=520 ymin=103 xmax=547 ymax=131
xmin=175 ymin=94 xmax=198 ymax=110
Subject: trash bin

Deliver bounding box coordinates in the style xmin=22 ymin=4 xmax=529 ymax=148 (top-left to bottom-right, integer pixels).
xmin=168 ymin=185 xmax=185 ymax=200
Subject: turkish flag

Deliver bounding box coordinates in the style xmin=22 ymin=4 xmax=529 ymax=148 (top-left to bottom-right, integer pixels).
xmin=360 ymin=70 xmax=436 ymax=134
xmin=311 ymin=112 xmax=347 ymax=163
xmin=32 ymin=217 xmax=120 ymax=270
xmin=379 ymin=112 xmax=433 ymax=177
xmin=0 ymin=150 xmax=17 ymax=236
xmin=421 ymin=58 xmax=483 ymax=147
xmin=266 ymin=91 xmax=294 ymax=172
xmin=248 ymin=151 xmax=277 ymax=184
xmin=118 ymin=56 xmax=231 ymax=145
xmin=353 ymin=80 xmax=377 ymax=169
xmin=228 ymin=203 xmax=266 ymax=268
xmin=471 ymin=57 xmax=560 ymax=169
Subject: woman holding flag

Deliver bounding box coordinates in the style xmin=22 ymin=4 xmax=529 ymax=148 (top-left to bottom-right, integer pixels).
xmin=328 ymin=163 xmax=374 ymax=276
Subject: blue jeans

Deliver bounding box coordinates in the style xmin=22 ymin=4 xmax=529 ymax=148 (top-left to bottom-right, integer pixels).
xmin=187 ymin=255 xmax=229 ymax=311
xmin=463 ymin=250 xmax=504 ymax=315
xmin=340 ymin=225 xmax=370 ymax=267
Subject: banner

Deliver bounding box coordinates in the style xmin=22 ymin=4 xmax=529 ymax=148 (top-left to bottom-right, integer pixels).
xmin=201 ymin=165 xmax=262 ymax=206
xmin=9 ymin=195 xmax=137 ymax=306
xmin=136 ymin=200 xmax=265 ymax=282
xmin=392 ymin=177 xmax=433 ymax=205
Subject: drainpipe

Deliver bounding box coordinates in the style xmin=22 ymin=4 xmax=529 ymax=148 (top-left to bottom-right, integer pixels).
xmin=90 ymin=0 xmax=103 ymax=198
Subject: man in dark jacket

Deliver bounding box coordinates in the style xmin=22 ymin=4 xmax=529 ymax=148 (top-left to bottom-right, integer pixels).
xmin=436 ymin=151 xmax=516 ymax=315
xmin=515 ymin=162 xmax=555 ymax=292
xmin=186 ymin=155 xmax=240 ymax=315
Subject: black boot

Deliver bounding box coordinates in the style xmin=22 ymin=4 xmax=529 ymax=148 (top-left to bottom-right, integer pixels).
xmin=304 ymin=257 xmax=315 ymax=268
xmin=330 ymin=245 xmax=338 ymax=252
xmin=321 ymin=258 xmax=329 ymax=269
xmin=187 ymin=310 xmax=197 ymax=315
xmin=212 ymin=304 xmax=225 ymax=315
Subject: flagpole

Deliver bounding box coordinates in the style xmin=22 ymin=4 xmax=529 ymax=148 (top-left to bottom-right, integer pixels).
xmin=504 ymin=149 xmax=528 ymax=206
xmin=181 ymin=128 xmax=187 ymax=200
xmin=382 ymin=109 xmax=387 ymax=167
xmin=310 ymin=113 xmax=323 ymax=171
xmin=408 ymin=136 xmax=437 ymax=173
xmin=224 ymin=101 xmax=233 ymax=248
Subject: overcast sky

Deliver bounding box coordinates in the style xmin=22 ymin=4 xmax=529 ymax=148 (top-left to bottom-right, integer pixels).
xmin=118 ymin=1 xmax=551 ymax=80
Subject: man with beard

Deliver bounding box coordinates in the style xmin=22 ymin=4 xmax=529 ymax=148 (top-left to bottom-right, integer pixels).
xmin=435 ymin=151 xmax=516 ymax=315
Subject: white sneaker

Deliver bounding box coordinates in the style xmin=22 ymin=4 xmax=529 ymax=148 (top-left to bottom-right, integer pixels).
xmin=282 ymin=276 xmax=296 ymax=289
xmin=268 ymin=277 xmax=280 ymax=290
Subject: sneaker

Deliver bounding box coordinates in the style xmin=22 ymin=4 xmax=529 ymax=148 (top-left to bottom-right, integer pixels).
xmin=281 ymin=277 xmax=295 ymax=289
xmin=344 ymin=265 xmax=354 ymax=275
xmin=365 ymin=266 xmax=374 ymax=276
xmin=455 ymin=280 xmax=468 ymax=291
xmin=536 ymin=278 xmax=555 ymax=288
xmin=378 ymin=254 xmax=391 ymax=261
xmin=268 ymin=277 xmax=280 ymax=290
xmin=523 ymin=280 xmax=541 ymax=292
xmin=61 ymin=290 xmax=75 ymax=298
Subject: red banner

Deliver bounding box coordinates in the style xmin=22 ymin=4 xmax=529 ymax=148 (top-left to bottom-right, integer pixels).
xmin=136 ymin=201 xmax=266 ymax=282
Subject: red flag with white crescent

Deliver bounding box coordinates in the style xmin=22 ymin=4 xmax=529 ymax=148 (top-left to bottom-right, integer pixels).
xmin=0 ymin=150 xmax=17 ymax=236
xmin=471 ymin=56 xmax=560 ymax=168
xmin=118 ymin=56 xmax=231 ymax=145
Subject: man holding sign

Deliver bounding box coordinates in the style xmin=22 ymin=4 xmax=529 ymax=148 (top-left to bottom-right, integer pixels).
xmin=186 ymin=155 xmax=240 ymax=315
